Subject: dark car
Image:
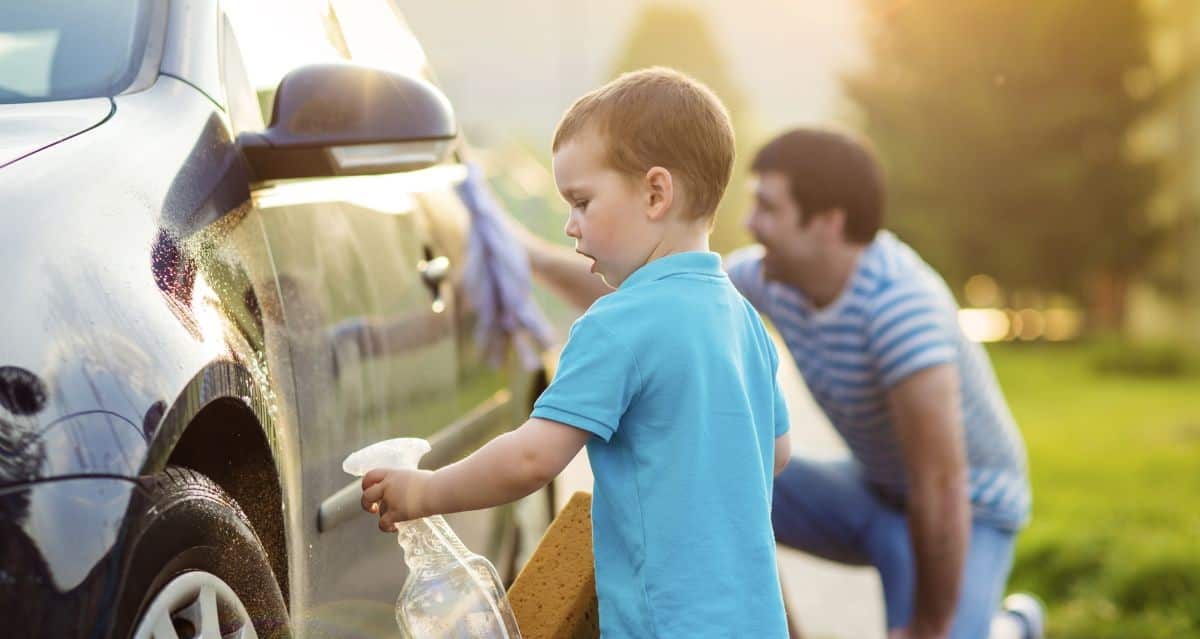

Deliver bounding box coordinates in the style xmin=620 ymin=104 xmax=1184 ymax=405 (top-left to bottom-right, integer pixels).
xmin=0 ymin=1 xmax=553 ymax=637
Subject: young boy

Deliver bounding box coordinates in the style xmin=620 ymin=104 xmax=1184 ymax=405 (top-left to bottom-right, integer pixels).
xmin=360 ymin=67 xmax=791 ymax=638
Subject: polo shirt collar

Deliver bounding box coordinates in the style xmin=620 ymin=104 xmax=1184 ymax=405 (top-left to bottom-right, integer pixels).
xmin=620 ymin=251 xmax=725 ymax=290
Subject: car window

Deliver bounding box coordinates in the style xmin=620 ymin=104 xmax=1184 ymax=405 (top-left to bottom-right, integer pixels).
xmin=219 ymin=14 xmax=266 ymax=136
xmin=223 ymin=0 xmax=350 ymax=124
xmin=328 ymin=0 xmax=433 ymax=82
xmin=0 ymin=0 xmax=152 ymax=104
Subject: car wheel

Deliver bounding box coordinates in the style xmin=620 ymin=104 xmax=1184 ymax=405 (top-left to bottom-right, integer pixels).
xmin=131 ymin=570 xmax=256 ymax=639
xmin=116 ymin=467 xmax=290 ymax=639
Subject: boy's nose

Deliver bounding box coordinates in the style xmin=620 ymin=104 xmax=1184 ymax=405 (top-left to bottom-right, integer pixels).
xmin=563 ymin=215 xmax=580 ymax=239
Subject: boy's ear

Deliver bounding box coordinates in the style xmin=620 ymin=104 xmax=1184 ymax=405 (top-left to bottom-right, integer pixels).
xmin=644 ymin=166 xmax=674 ymax=221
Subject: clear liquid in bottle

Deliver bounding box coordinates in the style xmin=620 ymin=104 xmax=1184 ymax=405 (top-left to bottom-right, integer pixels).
xmin=344 ymin=438 xmax=523 ymax=639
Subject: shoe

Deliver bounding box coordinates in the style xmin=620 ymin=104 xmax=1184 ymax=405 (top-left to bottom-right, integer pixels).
xmin=1002 ymin=593 xmax=1045 ymax=639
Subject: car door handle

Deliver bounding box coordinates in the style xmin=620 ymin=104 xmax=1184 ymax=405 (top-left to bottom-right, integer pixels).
xmin=418 ymin=255 xmax=450 ymax=290
xmin=418 ymin=254 xmax=450 ymax=312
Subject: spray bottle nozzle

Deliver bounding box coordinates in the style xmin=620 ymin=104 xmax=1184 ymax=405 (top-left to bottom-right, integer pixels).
xmin=342 ymin=437 xmax=431 ymax=477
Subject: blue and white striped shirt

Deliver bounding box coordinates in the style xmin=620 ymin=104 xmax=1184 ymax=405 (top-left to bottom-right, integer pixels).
xmin=727 ymin=232 xmax=1031 ymax=530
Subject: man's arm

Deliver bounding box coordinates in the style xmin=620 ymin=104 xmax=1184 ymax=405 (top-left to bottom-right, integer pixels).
xmin=507 ymin=219 xmax=612 ymax=311
xmin=887 ymin=363 xmax=970 ymax=639
xmin=362 ymin=417 xmax=590 ymax=529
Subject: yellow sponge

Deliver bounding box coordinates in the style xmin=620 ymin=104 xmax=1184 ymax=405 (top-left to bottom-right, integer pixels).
xmin=507 ymin=492 xmax=600 ymax=639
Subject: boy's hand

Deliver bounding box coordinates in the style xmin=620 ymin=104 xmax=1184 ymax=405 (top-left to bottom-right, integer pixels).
xmin=360 ymin=468 xmax=435 ymax=532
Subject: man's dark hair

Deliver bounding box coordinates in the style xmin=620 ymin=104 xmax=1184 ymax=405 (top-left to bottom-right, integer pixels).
xmin=751 ymin=128 xmax=885 ymax=244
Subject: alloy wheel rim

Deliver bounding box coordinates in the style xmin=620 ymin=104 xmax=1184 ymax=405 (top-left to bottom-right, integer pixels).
xmin=131 ymin=570 xmax=258 ymax=639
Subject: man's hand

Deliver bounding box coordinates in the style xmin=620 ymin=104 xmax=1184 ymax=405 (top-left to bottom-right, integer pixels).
xmin=360 ymin=468 xmax=435 ymax=532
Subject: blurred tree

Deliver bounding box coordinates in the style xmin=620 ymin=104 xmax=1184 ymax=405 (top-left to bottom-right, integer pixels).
xmin=846 ymin=0 xmax=1167 ymax=328
xmin=1142 ymin=0 xmax=1200 ymax=347
xmin=608 ymin=5 xmax=756 ymax=254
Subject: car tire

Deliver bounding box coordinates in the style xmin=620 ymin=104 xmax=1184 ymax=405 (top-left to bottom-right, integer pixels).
xmin=114 ymin=466 xmax=290 ymax=639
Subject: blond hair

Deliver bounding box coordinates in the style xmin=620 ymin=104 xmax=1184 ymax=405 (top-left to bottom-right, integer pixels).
xmin=552 ymin=67 xmax=735 ymax=221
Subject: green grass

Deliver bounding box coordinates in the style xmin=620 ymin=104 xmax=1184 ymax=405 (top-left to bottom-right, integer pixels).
xmin=989 ymin=342 xmax=1200 ymax=638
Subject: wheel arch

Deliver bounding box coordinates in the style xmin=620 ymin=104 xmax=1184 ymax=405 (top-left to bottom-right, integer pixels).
xmin=142 ymin=359 xmax=290 ymax=607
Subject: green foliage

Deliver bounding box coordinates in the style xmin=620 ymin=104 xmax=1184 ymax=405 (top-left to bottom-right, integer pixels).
xmin=1109 ymin=547 xmax=1200 ymax=625
xmin=607 ymin=4 xmax=754 ymax=254
xmin=846 ymin=1 xmax=1166 ymax=308
xmin=991 ymin=343 xmax=1200 ymax=636
xmin=1009 ymin=525 xmax=1110 ymax=601
xmin=1090 ymin=336 xmax=1200 ymax=377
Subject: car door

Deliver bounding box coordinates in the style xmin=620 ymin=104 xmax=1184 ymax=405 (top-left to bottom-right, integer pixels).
xmin=326 ymin=0 xmax=535 ymax=548
xmin=223 ymin=2 xmax=511 ymax=635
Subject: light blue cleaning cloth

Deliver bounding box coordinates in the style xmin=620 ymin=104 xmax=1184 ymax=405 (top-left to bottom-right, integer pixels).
xmin=456 ymin=162 xmax=555 ymax=370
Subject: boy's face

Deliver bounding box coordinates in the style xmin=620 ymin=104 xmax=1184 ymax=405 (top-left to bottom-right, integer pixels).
xmin=553 ymin=129 xmax=657 ymax=288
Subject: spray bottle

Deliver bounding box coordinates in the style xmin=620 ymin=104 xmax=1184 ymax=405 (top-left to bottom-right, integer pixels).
xmin=343 ymin=438 xmax=523 ymax=638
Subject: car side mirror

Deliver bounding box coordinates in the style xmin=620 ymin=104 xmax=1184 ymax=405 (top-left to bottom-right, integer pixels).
xmin=238 ymin=63 xmax=457 ymax=181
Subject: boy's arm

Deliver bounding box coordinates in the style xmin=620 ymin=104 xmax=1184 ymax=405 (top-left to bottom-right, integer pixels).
xmin=426 ymin=417 xmax=590 ymax=514
xmin=362 ymin=417 xmax=589 ymax=530
xmin=774 ymin=432 xmax=791 ymax=476
xmin=508 ymin=218 xmax=612 ymax=311
xmin=772 ymin=361 xmax=791 ymax=477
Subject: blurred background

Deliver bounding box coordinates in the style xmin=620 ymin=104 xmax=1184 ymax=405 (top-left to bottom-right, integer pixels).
xmin=396 ymin=1 xmax=1200 ymax=637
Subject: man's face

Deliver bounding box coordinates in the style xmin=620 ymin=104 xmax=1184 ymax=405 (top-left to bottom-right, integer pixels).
xmin=744 ymin=171 xmax=816 ymax=281
xmin=553 ymin=130 xmax=654 ymax=288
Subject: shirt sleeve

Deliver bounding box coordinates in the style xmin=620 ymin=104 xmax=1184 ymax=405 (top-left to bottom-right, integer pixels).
xmin=531 ymin=314 xmax=642 ymax=442
xmin=724 ymin=246 xmax=769 ymax=310
xmin=866 ymin=280 xmax=957 ymax=389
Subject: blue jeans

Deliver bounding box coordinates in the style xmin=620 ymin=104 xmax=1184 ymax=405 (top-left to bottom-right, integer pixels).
xmin=773 ymin=456 xmax=1016 ymax=638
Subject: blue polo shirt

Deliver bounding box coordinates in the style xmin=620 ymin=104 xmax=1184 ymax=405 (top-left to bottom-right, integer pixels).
xmin=532 ymin=251 xmax=789 ymax=638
